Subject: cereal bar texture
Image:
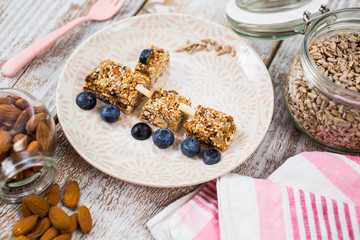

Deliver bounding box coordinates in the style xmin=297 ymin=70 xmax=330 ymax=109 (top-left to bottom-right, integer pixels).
xmin=183 ymin=105 xmax=236 ymax=151
xmin=84 ymin=59 xmax=150 ymax=114
xmin=140 ymin=87 xmax=191 ymax=132
xmin=135 ymin=46 xmax=170 ymax=85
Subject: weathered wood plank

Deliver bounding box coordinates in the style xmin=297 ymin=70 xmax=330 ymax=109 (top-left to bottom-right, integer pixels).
xmin=0 ymin=0 xmax=146 ymax=115
xmin=1 ymin=0 xmax=359 ymax=239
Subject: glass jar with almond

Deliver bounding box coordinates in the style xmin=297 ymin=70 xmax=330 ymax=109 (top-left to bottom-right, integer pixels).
xmin=0 ymin=88 xmax=57 ymax=203
xmin=285 ymin=8 xmax=360 ymax=152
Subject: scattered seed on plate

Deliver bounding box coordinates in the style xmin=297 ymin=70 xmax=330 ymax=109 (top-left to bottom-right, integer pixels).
xmin=176 ymin=39 xmax=236 ymax=57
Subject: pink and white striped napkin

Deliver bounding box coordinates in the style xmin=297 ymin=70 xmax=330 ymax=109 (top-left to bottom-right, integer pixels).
xmin=147 ymin=152 xmax=360 ymax=240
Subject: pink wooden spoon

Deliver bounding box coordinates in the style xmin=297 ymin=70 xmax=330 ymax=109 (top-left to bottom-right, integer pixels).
xmin=2 ymin=0 xmax=126 ymax=78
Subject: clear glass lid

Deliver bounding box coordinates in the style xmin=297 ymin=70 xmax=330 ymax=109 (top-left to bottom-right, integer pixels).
xmin=226 ymin=0 xmax=329 ymax=39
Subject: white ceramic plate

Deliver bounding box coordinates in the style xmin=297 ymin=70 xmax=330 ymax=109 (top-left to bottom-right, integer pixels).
xmin=56 ymin=13 xmax=274 ymax=187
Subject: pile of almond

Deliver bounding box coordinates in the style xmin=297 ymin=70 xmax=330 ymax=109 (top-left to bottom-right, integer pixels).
xmin=0 ymin=94 xmax=55 ymax=182
xmin=12 ymin=181 xmax=93 ymax=240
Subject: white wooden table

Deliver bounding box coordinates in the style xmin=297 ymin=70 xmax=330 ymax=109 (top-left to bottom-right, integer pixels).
xmin=0 ymin=0 xmax=358 ymax=239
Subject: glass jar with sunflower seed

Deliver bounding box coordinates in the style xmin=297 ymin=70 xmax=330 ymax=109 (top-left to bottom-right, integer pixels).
xmin=285 ymin=8 xmax=360 ymax=152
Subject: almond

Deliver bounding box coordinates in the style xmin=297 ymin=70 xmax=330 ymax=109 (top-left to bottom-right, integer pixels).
xmin=0 ymin=96 xmax=16 ymax=105
xmin=49 ymin=207 xmax=71 ymax=230
xmin=2 ymin=120 xmax=14 ymax=127
xmin=15 ymin=98 xmax=31 ymax=110
xmin=36 ymin=121 xmax=53 ymax=152
xmin=40 ymin=227 xmax=59 ymax=240
xmin=21 ymin=202 xmax=32 ymax=218
xmin=0 ymin=130 xmax=12 ymax=154
xmin=8 ymin=171 xmax=24 ymax=182
xmin=0 ymin=104 xmax=22 ymax=121
xmin=23 ymin=167 xmax=42 ymax=178
xmin=44 ymin=183 xmax=60 ymax=206
xmin=23 ymin=168 xmax=37 ymax=178
xmin=8 ymin=95 xmax=22 ymax=101
xmin=26 ymin=141 xmax=39 ymax=157
xmin=15 ymin=236 xmax=30 ymax=240
xmin=33 ymin=105 xmax=47 ymax=114
xmin=53 ymin=234 xmax=71 ymax=240
xmin=61 ymin=213 xmax=78 ymax=234
xmin=26 ymin=217 xmax=51 ymax=239
xmin=14 ymin=107 xmax=35 ymax=132
xmin=12 ymin=215 xmax=38 ymax=236
xmin=33 ymin=166 xmax=43 ymax=172
xmin=23 ymin=195 xmax=49 ymax=217
xmin=13 ymin=133 xmax=29 ymax=144
xmin=25 ymin=112 xmax=46 ymax=134
xmin=63 ymin=181 xmax=80 ymax=209
xmin=77 ymin=205 xmax=92 ymax=234
xmin=12 ymin=134 xmax=29 ymax=152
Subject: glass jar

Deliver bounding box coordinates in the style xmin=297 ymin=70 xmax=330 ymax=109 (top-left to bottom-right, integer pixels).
xmin=285 ymin=8 xmax=360 ymax=153
xmin=226 ymin=0 xmax=329 ymax=39
xmin=0 ymin=88 xmax=57 ymax=203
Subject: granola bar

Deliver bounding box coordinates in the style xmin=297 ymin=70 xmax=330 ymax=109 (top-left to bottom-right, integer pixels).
xmin=183 ymin=105 xmax=236 ymax=151
xmin=135 ymin=46 xmax=170 ymax=85
xmin=84 ymin=59 xmax=150 ymax=114
xmin=140 ymin=87 xmax=191 ymax=132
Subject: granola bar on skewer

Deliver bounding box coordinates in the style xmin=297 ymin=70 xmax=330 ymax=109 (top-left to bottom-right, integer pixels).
xmin=136 ymin=85 xmax=237 ymax=150
xmin=84 ymin=59 xmax=150 ymax=114
xmin=183 ymin=105 xmax=236 ymax=151
xmin=135 ymin=46 xmax=170 ymax=85
xmin=139 ymin=87 xmax=191 ymax=132
xmin=83 ymin=46 xmax=169 ymax=114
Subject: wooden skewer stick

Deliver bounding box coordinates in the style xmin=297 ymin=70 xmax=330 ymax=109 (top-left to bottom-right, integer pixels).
xmin=135 ymin=84 xmax=196 ymax=117
xmin=135 ymin=84 xmax=152 ymax=98
xmin=178 ymin=103 xmax=196 ymax=117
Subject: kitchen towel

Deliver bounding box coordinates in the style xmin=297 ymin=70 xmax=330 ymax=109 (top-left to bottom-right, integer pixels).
xmin=147 ymin=152 xmax=360 ymax=240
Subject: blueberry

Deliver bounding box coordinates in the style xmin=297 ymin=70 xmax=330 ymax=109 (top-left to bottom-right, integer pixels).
xmin=139 ymin=49 xmax=154 ymax=64
xmin=100 ymin=104 xmax=120 ymax=123
xmin=131 ymin=122 xmax=152 ymax=140
xmin=203 ymin=149 xmax=221 ymax=165
xmin=76 ymin=91 xmax=96 ymax=110
xmin=181 ymin=137 xmax=201 ymax=158
xmin=152 ymin=128 xmax=174 ymax=149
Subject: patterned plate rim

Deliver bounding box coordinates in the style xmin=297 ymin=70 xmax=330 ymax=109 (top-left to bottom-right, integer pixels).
xmin=56 ymin=13 xmax=274 ymax=187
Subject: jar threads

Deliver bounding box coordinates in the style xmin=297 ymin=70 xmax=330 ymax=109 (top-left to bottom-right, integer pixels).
xmin=0 ymin=156 xmax=57 ymax=203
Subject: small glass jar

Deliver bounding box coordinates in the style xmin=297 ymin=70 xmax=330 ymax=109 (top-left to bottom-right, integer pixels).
xmin=0 ymin=88 xmax=57 ymax=203
xmin=285 ymin=8 xmax=360 ymax=153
